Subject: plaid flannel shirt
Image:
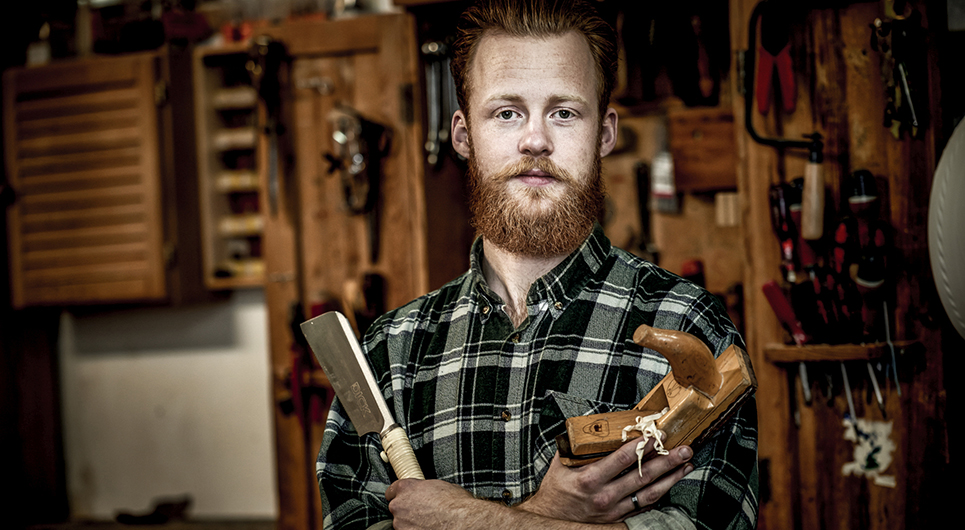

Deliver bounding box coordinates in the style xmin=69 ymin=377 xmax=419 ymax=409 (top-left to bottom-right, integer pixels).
xmin=317 ymin=225 xmax=758 ymax=530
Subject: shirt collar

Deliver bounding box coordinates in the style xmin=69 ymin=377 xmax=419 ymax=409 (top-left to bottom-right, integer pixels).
xmin=468 ymin=223 xmax=612 ymax=315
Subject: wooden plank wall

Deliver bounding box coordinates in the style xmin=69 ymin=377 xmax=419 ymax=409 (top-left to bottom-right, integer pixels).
xmin=258 ymin=14 xmax=432 ymax=530
xmin=730 ymin=1 xmax=952 ymax=529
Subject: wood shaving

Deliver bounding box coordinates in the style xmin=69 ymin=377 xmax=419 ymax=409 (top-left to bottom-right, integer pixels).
xmin=621 ymin=407 xmax=670 ymax=477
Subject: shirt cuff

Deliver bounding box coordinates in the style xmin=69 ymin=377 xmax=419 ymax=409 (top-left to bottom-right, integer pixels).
xmin=624 ymin=507 xmax=697 ymax=530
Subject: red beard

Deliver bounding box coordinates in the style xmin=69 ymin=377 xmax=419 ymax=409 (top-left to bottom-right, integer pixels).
xmin=468 ymin=152 xmax=606 ymax=258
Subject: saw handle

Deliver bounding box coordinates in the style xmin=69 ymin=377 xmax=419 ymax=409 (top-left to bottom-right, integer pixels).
xmin=381 ymin=424 xmax=425 ymax=480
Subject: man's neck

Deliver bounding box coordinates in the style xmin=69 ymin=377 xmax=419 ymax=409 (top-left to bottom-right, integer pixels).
xmin=481 ymin=239 xmax=572 ymax=328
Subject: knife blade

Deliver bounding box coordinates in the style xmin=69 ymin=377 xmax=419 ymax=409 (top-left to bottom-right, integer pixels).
xmin=300 ymin=311 xmax=424 ymax=480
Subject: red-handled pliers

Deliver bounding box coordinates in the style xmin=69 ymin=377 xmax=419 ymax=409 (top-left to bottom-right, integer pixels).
xmin=756 ymin=1 xmax=796 ymax=114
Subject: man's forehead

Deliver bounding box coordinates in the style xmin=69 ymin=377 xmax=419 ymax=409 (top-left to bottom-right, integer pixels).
xmin=468 ymin=31 xmax=599 ymax=103
xmin=474 ymin=30 xmax=592 ymax=68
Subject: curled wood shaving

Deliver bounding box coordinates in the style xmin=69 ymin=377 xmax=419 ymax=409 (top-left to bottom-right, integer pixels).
xmin=621 ymin=407 xmax=670 ymax=477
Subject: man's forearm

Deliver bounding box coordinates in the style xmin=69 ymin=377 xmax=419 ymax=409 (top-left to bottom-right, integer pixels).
xmin=467 ymin=498 xmax=627 ymax=530
xmin=384 ymin=478 xmax=627 ymax=530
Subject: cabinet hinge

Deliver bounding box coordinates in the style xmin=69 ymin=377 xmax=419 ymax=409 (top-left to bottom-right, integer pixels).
xmin=164 ymin=242 xmax=177 ymax=269
xmin=155 ymin=80 xmax=169 ymax=107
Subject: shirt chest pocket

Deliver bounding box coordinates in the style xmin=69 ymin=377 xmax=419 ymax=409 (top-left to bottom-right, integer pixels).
xmin=532 ymin=391 xmax=623 ymax=479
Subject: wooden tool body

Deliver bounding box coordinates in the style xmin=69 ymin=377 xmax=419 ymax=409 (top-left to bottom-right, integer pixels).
xmin=557 ymin=325 xmax=756 ymax=467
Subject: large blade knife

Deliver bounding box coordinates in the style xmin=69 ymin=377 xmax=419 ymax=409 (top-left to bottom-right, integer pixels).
xmin=300 ymin=311 xmax=424 ymax=480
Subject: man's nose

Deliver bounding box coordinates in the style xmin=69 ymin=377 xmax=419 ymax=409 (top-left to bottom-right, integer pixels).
xmin=518 ymin=117 xmax=553 ymax=157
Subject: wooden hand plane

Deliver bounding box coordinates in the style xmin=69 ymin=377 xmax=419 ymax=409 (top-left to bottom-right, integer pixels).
xmin=557 ymin=325 xmax=757 ymax=467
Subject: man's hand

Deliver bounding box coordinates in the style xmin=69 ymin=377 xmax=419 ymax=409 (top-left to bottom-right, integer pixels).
xmin=385 ymin=478 xmax=476 ymax=529
xmin=517 ymin=434 xmax=694 ymax=524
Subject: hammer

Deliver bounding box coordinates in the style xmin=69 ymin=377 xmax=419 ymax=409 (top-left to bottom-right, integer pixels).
xmin=557 ymin=325 xmax=757 ymax=466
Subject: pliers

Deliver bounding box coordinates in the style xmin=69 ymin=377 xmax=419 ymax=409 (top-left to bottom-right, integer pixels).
xmin=756 ymin=1 xmax=796 ymax=114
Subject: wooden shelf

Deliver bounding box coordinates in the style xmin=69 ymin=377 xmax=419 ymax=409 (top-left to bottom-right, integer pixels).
xmin=215 ymin=170 xmax=260 ymax=192
xmin=212 ymin=127 xmax=258 ymax=150
xmin=219 ymin=257 xmax=265 ymax=277
xmin=212 ymin=86 xmax=258 ymax=109
xmin=764 ymin=340 xmax=918 ymax=363
xmin=206 ymin=274 xmax=264 ymax=291
xmin=194 ymin=47 xmax=265 ymax=289
xmin=218 ymin=214 xmax=264 ymax=236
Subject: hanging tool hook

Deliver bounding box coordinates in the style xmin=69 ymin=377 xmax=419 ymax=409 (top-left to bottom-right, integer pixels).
xmin=324 ymin=105 xmax=392 ymax=263
xmin=745 ymin=1 xmax=826 ymax=240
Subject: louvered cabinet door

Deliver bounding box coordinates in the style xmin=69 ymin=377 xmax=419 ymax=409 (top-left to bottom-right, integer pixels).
xmin=3 ymin=52 xmax=167 ymax=307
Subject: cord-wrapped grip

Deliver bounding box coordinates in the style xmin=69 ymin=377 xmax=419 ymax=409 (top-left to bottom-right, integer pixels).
xmin=381 ymin=424 xmax=424 ymax=480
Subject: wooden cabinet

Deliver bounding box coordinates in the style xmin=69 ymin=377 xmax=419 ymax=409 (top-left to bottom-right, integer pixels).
xmin=3 ymin=50 xmax=207 ymax=307
xmin=193 ymin=46 xmax=266 ymax=289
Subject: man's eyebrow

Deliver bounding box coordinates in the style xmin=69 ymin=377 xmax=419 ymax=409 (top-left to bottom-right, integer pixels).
xmin=547 ymin=94 xmax=590 ymax=107
xmin=482 ymin=94 xmax=590 ymax=106
xmin=483 ymin=93 xmax=524 ymax=105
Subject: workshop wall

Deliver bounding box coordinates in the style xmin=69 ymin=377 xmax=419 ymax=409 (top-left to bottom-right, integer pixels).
xmin=600 ymin=114 xmax=745 ymax=331
xmin=57 ymin=289 xmax=277 ymax=519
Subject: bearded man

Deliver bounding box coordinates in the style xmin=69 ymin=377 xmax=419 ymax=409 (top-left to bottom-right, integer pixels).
xmin=316 ymin=1 xmax=759 ymax=529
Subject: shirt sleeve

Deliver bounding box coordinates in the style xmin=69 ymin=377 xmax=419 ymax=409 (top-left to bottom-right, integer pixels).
xmin=316 ymin=398 xmax=394 ymax=530
xmin=625 ymin=506 xmax=697 ymax=530
xmin=645 ymin=397 xmax=759 ymax=530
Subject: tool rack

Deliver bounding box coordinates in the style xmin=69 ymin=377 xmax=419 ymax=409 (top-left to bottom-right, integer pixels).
xmin=732 ymin=1 xmax=951 ymax=529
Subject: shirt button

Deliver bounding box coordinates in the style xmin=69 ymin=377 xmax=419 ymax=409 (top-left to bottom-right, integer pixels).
xmin=502 ymin=489 xmax=513 ymax=502
xmin=482 ymin=305 xmax=490 ymax=314
xmin=554 ymin=301 xmax=563 ymax=310
xmin=501 ymin=409 xmax=512 ymax=421
xmin=511 ymin=333 xmax=520 ymax=343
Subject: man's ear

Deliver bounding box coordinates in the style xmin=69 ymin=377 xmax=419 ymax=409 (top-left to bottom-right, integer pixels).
xmin=451 ymin=109 xmax=471 ymax=158
xmin=598 ymin=107 xmax=619 ymax=157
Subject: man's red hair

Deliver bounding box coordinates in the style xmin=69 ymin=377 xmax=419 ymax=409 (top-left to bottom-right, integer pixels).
xmin=450 ymin=0 xmax=618 ymax=118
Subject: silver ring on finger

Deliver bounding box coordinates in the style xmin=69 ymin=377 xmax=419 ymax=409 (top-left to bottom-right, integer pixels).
xmin=631 ymin=493 xmax=641 ymax=511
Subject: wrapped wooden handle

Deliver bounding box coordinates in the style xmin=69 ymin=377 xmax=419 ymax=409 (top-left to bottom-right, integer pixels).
xmin=381 ymin=424 xmax=425 ymax=480
xmin=800 ymin=161 xmax=825 ymax=240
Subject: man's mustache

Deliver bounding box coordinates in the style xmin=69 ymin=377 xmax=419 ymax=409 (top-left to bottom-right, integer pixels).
xmin=490 ymin=156 xmax=574 ymax=184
